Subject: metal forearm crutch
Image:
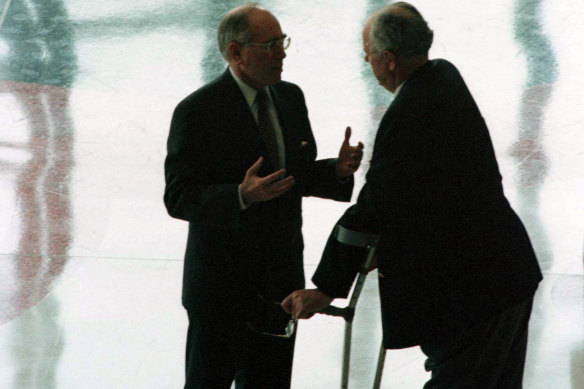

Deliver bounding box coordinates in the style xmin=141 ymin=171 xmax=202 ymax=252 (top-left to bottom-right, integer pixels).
xmin=318 ymin=225 xmax=384 ymax=389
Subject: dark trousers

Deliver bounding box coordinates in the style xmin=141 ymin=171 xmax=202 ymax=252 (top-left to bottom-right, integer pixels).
xmin=185 ymin=310 xmax=296 ymax=389
xmin=420 ymin=297 xmax=534 ymax=389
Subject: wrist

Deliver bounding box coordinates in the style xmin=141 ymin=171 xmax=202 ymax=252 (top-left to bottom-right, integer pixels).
xmin=316 ymin=288 xmax=334 ymax=303
xmin=336 ymin=160 xmax=352 ymax=180
xmin=335 ymin=162 xmax=343 ymax=179
xmin=335 ymin=168 xmax=351 ymax=183
xmin=238 ymin=184 xmax=251 ymax=209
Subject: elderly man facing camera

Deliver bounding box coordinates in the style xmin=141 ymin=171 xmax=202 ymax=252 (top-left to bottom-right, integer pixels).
xmin=283 ymin=3 xmax=542 ymax=388
xmin=164 ymin=3 xmax=364 ymax=388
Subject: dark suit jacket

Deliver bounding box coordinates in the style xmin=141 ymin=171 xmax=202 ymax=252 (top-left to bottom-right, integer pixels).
xmin=164 ymin=69 xmax=353 ymax=328
xmin=313 ymin=59 xmax=542 ymax=348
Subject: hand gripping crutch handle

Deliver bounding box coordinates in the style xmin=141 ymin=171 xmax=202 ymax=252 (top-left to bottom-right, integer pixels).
xmin=319 ymin=305 xmax=355 ymax=321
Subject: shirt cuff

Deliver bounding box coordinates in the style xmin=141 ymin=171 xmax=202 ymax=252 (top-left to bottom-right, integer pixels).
xmin=335 ymin=160 xmax=352 ymax=184
xmin=238 ymin=185 xmax=251 ymax=211
xmin=337 ymin=175 xmax=351 ymax=184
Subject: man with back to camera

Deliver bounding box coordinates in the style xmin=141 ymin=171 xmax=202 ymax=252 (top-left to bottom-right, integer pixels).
xmin=282 ymin=2 xmax=543 ymax=388
xmin=163 ymin=3 xmax=364 ymax=388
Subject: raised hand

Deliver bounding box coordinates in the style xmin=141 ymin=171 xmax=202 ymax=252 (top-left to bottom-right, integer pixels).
xmin=336 ymin=126 xmax=364 ymax=179
xmin=240 ymin=157 xmax=295 ymax=205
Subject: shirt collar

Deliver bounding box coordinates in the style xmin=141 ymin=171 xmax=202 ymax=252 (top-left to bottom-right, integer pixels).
xmin=229 ymin=67 xmax=270 ymax=107
xmin=393 ymin=82 xmax=404 ymax=97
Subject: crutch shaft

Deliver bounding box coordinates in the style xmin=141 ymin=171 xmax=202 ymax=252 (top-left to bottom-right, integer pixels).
xmin=347 ymin=247 xmax=376 ymax=309
xmin=341 ymin=321 xmax=353 ymax=389
xmin=372 ymin=343 xmax=386 ymax=389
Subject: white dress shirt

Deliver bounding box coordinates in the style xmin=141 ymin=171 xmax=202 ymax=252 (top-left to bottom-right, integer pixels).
xmin=230 ymin=67 xmax=287 ymax=209
xmin=229 ymin=67 xmax=286 ymax=169
xmin=393 ymin=82 xmax=404 ymax=97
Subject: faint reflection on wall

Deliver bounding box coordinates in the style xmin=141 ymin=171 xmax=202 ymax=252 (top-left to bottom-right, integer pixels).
xmin=511 ymin=0 xmax=557 ymax=274
xmin=6 ymin=83 xmax=74 ymax=389
xmin=360 ymin=0 xmax=396 ymax=176
xmin=0 ymin=0 xmax=76 ymax=387
xmin=199 ymin=1 xmax=240 ymax=84
xmin=510 ymin=0 xmax=583 ymax=388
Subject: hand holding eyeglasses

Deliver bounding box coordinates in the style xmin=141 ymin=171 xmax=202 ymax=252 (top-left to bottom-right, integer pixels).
xmin=246 ymin=295 xmax=298 ymax=339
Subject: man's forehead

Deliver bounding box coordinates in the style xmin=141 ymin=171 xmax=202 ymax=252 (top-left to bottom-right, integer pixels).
xmin=249 ymin=9 xmax=282 ymax=37
xmin=362 ymin=24 xmax=372 ymax=44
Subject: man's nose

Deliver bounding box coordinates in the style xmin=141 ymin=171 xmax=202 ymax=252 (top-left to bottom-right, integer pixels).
xmin=273 ymin=46 xmax=286 ymax=60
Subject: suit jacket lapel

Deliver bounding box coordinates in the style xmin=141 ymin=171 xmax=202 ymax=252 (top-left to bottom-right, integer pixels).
xmin=220 ymin=69 xmax=258 ymax=132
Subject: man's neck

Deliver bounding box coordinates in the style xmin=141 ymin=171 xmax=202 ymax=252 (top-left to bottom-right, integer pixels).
xmin=394 ymin=55 xmax=429 ymax=89
xmin=229 ymin=64 xmax=265 ymax=90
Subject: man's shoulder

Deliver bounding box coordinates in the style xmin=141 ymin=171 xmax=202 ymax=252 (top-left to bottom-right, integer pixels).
xmin=274 ymin=79 xmax=301 ymax=90
xmin=271 ymin=79 xmax=304 ymax=101
xmin=431 ymin=59 xmax=465 ymax=82
xmin=429 ymin=58 xmax=458 ymax=72
xmin=176 ymin=72 xmax=232 ymax=109
xmin=401 ymin=58 xmax=467 ymax=101
xmin=411 ymin=59 xmax=462 ymax=83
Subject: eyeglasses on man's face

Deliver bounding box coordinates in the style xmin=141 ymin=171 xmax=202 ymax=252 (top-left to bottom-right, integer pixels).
xmin=239 ymin=36 xmax=291 ymax=53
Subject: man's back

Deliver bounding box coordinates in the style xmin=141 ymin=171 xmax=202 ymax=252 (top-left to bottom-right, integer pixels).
xmin=314 ymin=58 xmax=542 ymax=347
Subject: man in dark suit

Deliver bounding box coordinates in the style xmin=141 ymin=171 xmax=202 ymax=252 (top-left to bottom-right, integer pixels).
xmin=283 ymin=3 xmax=543 ymax=388
xmin=164 ymin=4 xmax=364 ymax=388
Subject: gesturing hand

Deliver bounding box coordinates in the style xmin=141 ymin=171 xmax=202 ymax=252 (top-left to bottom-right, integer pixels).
xmin=240 ymin=157 xmax=295 ymax=205
xmin=336 ymin=126 xmax=364 ymax=179
xmin=281 ymin=288 xmax=334 ymax=319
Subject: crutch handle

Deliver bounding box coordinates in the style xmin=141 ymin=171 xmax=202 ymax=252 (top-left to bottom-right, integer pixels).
xmin=318 ymin=305 xmax=355 ymax=321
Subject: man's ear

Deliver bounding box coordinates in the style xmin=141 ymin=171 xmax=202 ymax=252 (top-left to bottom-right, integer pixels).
xmin=383 ymin=50 xmax=397 ymax=71
xmin=228 ymin=41 xmax=244 ymax=64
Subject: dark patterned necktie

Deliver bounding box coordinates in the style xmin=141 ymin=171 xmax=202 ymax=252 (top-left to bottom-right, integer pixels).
xmin=255 ymin=89 xmax=280 ymax=170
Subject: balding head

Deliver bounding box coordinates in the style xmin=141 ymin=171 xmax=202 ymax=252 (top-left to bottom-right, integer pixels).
xmin=218 ymin=4 xmax=286 ymax=89
xmin=366 ymin=2 xmax=433 ymax=58
xmin=362 ymin=2 xmax=432 ymax=93
xmin=217 ymin=3 xmax=262 ymax=62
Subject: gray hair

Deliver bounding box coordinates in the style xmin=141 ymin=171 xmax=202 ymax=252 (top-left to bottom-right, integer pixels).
xmin=217 ymin=3 xmax=261 ymax=62
xmin=369 ymin=2 xmax=434 ymax=58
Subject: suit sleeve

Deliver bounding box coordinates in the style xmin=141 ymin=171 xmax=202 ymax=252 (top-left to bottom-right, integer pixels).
xmin=164 ymin=99 xmax=241 ymax=226
xmin=312 ymin=209 xmax=370 ymax=298
xmin=304 ymin=159 xmax=354 ymax=201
